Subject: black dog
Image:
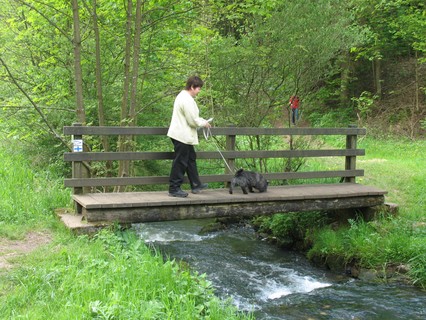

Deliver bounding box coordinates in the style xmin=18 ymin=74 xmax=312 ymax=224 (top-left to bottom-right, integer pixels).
xmin=229 ymin=169 xmax=268 ymax=194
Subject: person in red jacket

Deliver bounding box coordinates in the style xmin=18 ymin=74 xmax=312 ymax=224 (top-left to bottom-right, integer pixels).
xmin=289 ymin=95 xmax=300 ymax=125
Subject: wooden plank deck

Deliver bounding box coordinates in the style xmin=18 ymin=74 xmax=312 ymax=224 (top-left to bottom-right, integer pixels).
xmin=73 ymin=183 xmax=387 ymax=223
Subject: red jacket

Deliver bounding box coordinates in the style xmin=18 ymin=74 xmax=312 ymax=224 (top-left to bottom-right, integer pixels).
xmin=289 ymin=96 xmax=299 ymax=109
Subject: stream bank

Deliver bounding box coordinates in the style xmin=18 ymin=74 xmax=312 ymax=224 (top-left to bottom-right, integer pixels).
xmin=134 ymin=218 xmax=426 ymax=319
xmin=250 ymin=203 xmax=416 ymax=286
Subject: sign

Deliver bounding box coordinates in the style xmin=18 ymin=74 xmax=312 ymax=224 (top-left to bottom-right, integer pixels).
xmin=73 ymin=139 xmax=83 ymax=152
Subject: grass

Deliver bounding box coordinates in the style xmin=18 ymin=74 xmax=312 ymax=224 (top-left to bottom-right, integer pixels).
xmin=358 ymin=138 xmax=425 ymax=216
xmin=0 ymin=146 xmax=71 ymax=239
xmin=306 ymin=136 xmax=426 ymax=287
xmin=0 ymin=143 xmax=252 ymax=319
xmin=1 ymin=230 xmax=247 ymax=319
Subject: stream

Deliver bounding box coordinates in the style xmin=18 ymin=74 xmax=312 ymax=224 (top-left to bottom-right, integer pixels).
xmin=133 ymin=219 xmax=426 ymax=320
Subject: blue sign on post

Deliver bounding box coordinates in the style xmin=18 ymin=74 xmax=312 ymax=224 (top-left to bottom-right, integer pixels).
xmin=73 ymin=139 xmax=83 ymax=152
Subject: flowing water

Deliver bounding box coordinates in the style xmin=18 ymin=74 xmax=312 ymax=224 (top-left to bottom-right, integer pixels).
xmin=133 ymin=219 xmax=426 ymax=320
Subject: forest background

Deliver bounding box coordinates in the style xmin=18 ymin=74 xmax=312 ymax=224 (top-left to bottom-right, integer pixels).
xmin=1 ymin=0 xmax=425 ymax=168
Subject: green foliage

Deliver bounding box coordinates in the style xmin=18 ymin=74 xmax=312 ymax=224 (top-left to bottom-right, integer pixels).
xmin=421 ymin=119 xmax=426 ymax=131
xmin=210 ymin=0 xmax=366 ymax=127
xmin=1 ymin=0 xmax=424 ymax=150
xmin=256 ymin=211 xmax=330 ymax=248
xmin=408 ymin=240 xmax=426 ymax=289
xmin=307 ymin=108 xmax=356 ymax=128
xmin=352 ymin=0 xmax=426 ymax=59
xmin=351 ymin=91 xmax=378 ymax=121
xmin=208 ymin=0 xmax=278 ymax=38
xmin=0 ymin=0 xmax=207 ymax=152
xmin=307 ymin=227 xmax=346 ymax=258
xmin=308 ymin=215 xmax=425 ymax=270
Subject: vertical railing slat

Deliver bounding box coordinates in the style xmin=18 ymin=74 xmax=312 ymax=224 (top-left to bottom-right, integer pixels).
xmin=345 ymin=124 xmax=358 ymax=183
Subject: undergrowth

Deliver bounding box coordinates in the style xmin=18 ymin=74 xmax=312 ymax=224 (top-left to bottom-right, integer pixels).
xmin=257 ymin=135 xmax=426 ymax=288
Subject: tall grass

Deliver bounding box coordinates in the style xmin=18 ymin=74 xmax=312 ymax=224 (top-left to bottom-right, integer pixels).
xmin=0 ymin=144 xmax=71 ymax=237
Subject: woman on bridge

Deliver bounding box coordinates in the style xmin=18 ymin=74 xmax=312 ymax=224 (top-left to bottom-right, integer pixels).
xmin=167 ymin=76 xmax=211 ymax=198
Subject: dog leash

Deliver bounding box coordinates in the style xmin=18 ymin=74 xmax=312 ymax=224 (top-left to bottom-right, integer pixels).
xmin=203 ymin=126 xmax=235 ymax=173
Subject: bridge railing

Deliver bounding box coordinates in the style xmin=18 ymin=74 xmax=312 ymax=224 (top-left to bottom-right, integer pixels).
xmin=63 ymin=124 xmax=365 ymax=194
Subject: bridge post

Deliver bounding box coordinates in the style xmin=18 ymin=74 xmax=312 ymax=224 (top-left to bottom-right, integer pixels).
xmin=225 ymin=128 xmax=236 ymax=187
xmin=345 ymin=124 xmax=358 ymax=183
xmin=71 ymin=123 xmax=83 ymax=195
xmin=71 ymin=123 xmax=91 ymax=195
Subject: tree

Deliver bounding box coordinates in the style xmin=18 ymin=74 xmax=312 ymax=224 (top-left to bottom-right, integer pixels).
xmin=0 ymin=0 xmax=78 ymax=148
xmin=352 ymin=0 xmax=425 ymax=137
xmin=71 ymin=0 xmax=86 ymax=123
xmin=209 ymin=0 xmax=366 ymax=127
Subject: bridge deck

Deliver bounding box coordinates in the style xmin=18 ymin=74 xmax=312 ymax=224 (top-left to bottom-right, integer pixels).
xmin=73 ymin=183 xmax=387 ymax=223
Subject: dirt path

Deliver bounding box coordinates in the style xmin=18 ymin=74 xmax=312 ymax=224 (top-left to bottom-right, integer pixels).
xmin=0 ymin=232 xmax=52 ymax=270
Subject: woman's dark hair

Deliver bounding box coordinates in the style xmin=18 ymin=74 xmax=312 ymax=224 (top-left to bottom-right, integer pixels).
xmin=185 ymin=76 xmax=204 ymax=90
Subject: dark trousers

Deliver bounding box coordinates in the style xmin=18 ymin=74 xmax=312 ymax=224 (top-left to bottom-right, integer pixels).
xmin=169 ymin=138 xmax=202 ymax=192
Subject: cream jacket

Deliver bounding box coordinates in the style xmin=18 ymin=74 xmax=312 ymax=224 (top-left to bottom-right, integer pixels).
xmin=167 ymin=90 xmax=208 ymax=145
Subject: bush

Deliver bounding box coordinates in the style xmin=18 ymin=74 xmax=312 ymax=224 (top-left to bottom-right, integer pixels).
xmin=255 ymin=211 xmax=330 ymax=249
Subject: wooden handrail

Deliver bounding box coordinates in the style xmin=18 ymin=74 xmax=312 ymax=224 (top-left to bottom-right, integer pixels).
xmin=64 ymin=149 xmax=365 ymax=161
xmin=64 ymin=125 xmax=366 ymax=136
xmin=64 ymin=170 xmax=364 ymax=188
xmin=64 ymin=123 xmax=365 ymax=193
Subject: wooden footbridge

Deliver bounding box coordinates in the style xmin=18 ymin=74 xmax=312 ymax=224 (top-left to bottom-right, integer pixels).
xmin=63 ymin=124 xmax=387 ymax=224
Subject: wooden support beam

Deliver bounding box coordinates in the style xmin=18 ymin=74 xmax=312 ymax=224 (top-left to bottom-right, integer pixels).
xmin=71 ymin=184 xmax=387 ymax=223
xmin=83 ymin=195 xmax=385 ymax=223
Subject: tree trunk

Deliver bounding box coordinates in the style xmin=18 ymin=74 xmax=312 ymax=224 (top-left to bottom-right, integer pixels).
xmin=117 ymin=0 xmax=143 ymax=192
xmin=91 ymin=0 xmax=112 ymax=184
xmin=115 ymin=0 xmax=134 ymax=192
xmin=120 ymin=0 xmax=133 ymax=124
xmin=71 ymin=0 xmax=86 ymax=124
xmin=129 ymin=0 xmax=143 ymax=125
xmin=92 ymin=0 xmax=107 ymax=145
xmin=373 ymin=58 xmax=382 ymax=99
xmin=340 ymin=52 xmax=350 ymax=108
xmin=415 ymin=51 xmax=420 ymax=112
